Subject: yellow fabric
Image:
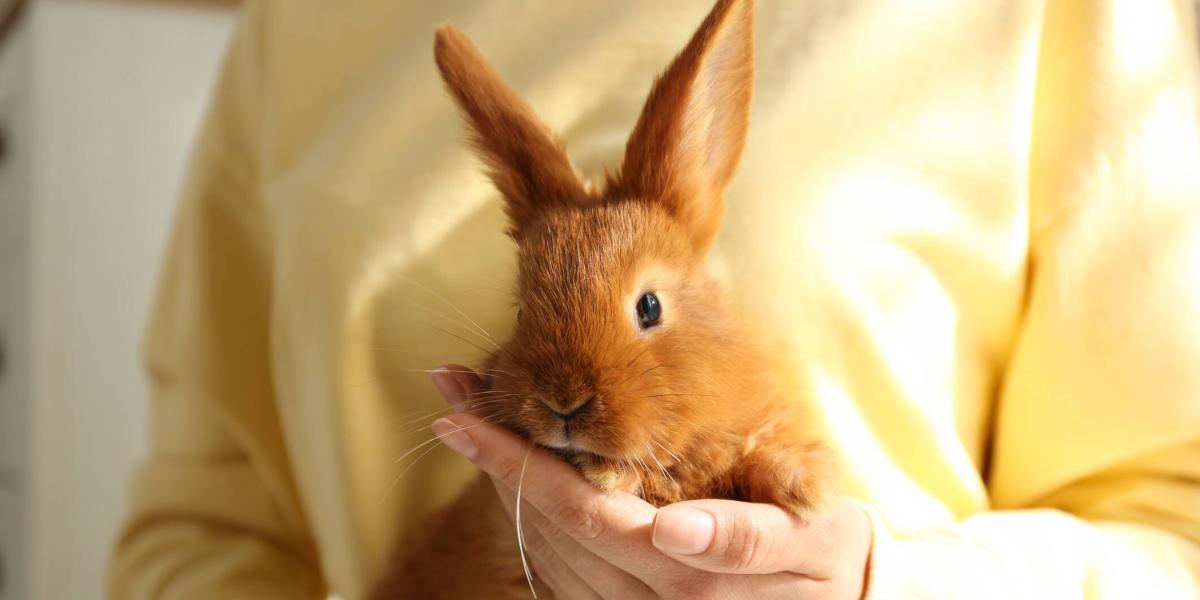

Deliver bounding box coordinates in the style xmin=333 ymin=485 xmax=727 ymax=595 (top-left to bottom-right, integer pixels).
xmin=109 ymin=0 xmax=1200 ymax=598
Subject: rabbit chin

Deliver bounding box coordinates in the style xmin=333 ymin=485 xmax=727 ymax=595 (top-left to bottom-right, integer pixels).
xmin=536 ymin=433 xmax=643 ymax=494
xmin=549 ymin=447 xmax=643 ymax=494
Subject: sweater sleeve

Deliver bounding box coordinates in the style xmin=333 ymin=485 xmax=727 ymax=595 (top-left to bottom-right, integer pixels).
xmin=864 ymin=444 xmax=1200 ymax=598
xmin=864 ymin=0 xmax=1200 ymax=597
xmin=107 ymin=2 xmax=325 ymax=598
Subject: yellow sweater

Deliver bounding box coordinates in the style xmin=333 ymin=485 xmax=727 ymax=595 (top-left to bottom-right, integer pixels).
xmin=109 ymin=0 xmax=1200 ymax=598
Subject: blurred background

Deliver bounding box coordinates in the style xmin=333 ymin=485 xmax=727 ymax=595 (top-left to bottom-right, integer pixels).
xmin=0 ymin=1 xmax=235 ymax=598
xmin=0 ymin=1 xmax=1196 ymax=599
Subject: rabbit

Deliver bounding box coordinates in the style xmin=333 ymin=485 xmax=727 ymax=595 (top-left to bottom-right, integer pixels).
xmin=372 ymin=0 xmax=832 ymax=597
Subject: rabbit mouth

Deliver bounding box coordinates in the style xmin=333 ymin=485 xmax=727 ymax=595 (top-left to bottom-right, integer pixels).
xmin=541 ymin=436 xmax=603 ymax=460
xmin=534 ymin=418 xmax=598 ymax=453
xmin=547 ymin=446 xmax=603 ymax=463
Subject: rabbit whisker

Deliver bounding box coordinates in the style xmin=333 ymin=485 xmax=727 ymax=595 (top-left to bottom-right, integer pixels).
xmin=645 ymin=443 xmax=677 ymax=488
xmin=642 ymin=393 xmax=721 ymax=399
xmin=470 ymin=389 xmax=521 ymax=397
xmin=515 ymin=446 xmax=538 ymax=599
xmin=652 ymin=438 xmax=684 ymax=465
xmin=393 ymin=420 xmax=496 ymax=465
xmin=386 ymin=400 xmax=510 ymax=441
xmin=396 ymin=275 xmax=498 ymax=343
xmin=380 ymin=417 xmax=500 ymax=503
xmin=426 ymin=324 xmax=505 ymax=358
xmin=392 ymin=367 xmax=491 ymax=376
xmin=624 ymin=346 xmax=651 ymax=368
xmin=477 ymin=367 xmax=517 ymax=377
xmin=406 ymin=301 xmax=503 ymax=351
xmin=341 ymin=378 xmax=378 ymax=391
xmin=612 ymin=362 xmax=664 ymax=388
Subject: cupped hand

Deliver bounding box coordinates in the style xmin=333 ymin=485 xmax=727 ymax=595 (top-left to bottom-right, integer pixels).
xmin=429 ymin=364 xmax=874 ymax=600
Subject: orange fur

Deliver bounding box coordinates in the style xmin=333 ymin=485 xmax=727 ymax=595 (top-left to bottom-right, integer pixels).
xmin=433 ymin=26 xmax=596 ymax=237
xmin=373 ymin=1 xmax=832 ymax=597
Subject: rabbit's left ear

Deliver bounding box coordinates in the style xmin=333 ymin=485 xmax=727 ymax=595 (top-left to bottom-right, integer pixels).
xmin=609 ymin=0 xmax=754 ymax=253
xmin=435 ymin=26 xmax=591 ymax=238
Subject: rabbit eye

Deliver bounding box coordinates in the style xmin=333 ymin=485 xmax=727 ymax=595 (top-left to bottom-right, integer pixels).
xmin=517 ymin=308 xmax=524 ymax=322
xmin=636 ymin=292 xmax=662 ymax=329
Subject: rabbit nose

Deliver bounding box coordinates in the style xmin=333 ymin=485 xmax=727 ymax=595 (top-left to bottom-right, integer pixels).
xmin=542 ymin=395 xmax=595 ymax=422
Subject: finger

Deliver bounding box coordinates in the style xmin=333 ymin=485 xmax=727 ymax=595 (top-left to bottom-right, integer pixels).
xmin=489 ymin=474 xmax=648 ymax=599
xmin=521 ymin=499 xmax=658 ymax=599
xmin=651 ymin=498 xmax=866 ymax=576
xmin=656 ymin=571 xmax=828 ymax=600
xmin=490 ymin=470 xmax=518 ymax=523
xmin=520 ymin=521 xmax=604 ymax=600
xmin=481 ymin=469 xmax=593 ymax=598
xmin=490 ymin=473 xmax=659 ymax=599
xmin=430 ymin=413 xmax=663 ymax=571
xmin=430 ymin=363 xmax=485 ymax=412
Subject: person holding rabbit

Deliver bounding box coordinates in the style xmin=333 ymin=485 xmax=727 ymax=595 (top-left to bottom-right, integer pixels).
xmin=110 ymin=0 xmax=1200 ymax=599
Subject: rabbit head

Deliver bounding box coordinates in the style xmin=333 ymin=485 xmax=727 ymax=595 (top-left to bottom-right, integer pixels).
xmin=434 ymin=0 xmax=763 ymax=494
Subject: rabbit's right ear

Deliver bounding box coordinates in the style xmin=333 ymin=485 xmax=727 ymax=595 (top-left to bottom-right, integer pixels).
xmin=435 ymin=26 xmax=590 ymax=237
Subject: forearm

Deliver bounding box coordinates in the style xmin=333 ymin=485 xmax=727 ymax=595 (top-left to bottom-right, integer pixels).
xmin=111 ymin=518 xmax=324 ymax=599
xmin=110 ymin=446 xmax=325 ymax=598
xmin=865 ymin=508 xmax=1200 ymax=599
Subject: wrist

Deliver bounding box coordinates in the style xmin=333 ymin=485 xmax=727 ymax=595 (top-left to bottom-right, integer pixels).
xmin=853 ymin=501 xmax=1002 ymax=600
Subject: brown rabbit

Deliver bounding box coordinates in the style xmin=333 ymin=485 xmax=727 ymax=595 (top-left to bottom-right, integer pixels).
xmin=373 ymin=0 xmax=832 ymax=597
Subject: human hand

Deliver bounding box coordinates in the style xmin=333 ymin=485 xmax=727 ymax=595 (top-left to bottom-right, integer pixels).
xmin=430 ymin=365 xmax=874 ymax=599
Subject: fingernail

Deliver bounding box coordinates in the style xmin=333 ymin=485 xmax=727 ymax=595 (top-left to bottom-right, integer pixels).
xmin=653 ymin=506 xmax=715 ymax=555
xmin=431 ymin=418 xmax=477 ymax=459
xmin=431 ymin=367 xmax=467 ymax=412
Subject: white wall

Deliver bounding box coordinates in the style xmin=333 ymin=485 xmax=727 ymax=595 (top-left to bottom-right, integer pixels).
xmin=26 ymin=2 xmax=234 ymax=598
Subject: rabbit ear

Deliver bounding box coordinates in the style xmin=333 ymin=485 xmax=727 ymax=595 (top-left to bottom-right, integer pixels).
xmin=435 ymin=26 xmax=590 ymax=236
xmin=610 ymin=0 xmax=754 ymax=252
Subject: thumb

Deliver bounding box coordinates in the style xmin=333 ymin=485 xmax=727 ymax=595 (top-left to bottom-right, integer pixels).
xmin=651 ymin=499 xmax=822 ymax=575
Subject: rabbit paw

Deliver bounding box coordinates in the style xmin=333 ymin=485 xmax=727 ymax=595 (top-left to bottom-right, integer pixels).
xmin=734 ymin=442 xmax=832 ymax=519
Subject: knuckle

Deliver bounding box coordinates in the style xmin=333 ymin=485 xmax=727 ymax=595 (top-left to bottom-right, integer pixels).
xmin=490 ymin=455 xmax=525 ymax=489
xmin=721 ymin=513 xmax=770 ymax=572
xmin=520 ymin=531 xmax=563 ymax=591
xmin=663 ymin=575 xmax=719 ymax=600
xmin=528 ymin=540 xmax=559 ymax=571
xmin=529 ymin=559 xmax=562 ymax=596
xmin=522 ymin=526 xmax=553 ymax=560
xmin=549 ymin=493 xmax=605 ymax=540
